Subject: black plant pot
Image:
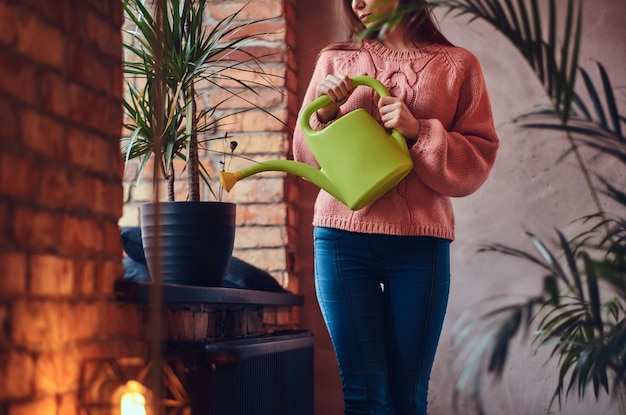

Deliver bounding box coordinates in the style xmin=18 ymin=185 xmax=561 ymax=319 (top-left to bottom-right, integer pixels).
xmin=140 ymin=201 xmax=236 ymax=287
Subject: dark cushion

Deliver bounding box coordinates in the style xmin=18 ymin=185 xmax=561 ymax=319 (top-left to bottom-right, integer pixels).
xmin=120 ymin=226 xmax=146 ymax=263
xmin=123 ymin=256 xmax=151 ymax=282
xmin=222 ymin=257 xmax=288 ymax=292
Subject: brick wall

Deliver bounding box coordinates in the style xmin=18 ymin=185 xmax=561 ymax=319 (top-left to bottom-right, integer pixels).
xmin=119 ymin=0 xmax=301 ymax=296
xmin=0 ymin=0 xmax=135 ymax=413
xmin=0 ymin=0 xmax=300 ymax=413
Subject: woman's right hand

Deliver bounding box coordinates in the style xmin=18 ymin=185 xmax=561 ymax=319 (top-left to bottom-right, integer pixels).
xmin=315 ymin=73 xmax=353 ymax=123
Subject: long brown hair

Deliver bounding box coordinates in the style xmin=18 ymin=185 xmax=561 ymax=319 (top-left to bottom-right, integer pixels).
xmin=341 ymin=0 xmax=452 ymax=47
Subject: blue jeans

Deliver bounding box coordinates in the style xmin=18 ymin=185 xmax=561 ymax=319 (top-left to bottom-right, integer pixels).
xmin=313 ymin=227 xmax=450 ymax=415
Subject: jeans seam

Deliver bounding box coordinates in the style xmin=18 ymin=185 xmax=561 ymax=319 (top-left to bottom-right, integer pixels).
xmin=410 ymin=242 xmax=439 ymax=415
xmin=335 ymin=236 xmax=377 ymax=412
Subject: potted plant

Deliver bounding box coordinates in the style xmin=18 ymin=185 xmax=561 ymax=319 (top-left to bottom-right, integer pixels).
xmin=372 ymin=1 xmax=624 ymax=413
xmin=122 ymin=0 xmax=279 ymax=287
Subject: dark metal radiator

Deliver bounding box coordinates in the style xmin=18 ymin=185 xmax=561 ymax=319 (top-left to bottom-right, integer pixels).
xmin=168 ymin=330 xmax=314 ymax=415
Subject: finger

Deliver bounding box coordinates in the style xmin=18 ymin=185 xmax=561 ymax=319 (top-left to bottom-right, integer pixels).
xmin=331 ymin=74 xmax=352 ymax=102
xmin=317 ymin=79 xmax=342 ymax=102
xmin=338 ymin=73 xmax=353 ymax=94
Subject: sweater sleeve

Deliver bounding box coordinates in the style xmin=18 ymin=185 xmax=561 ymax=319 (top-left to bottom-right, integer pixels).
xmin=412 ymin=51 xmax=499 ymax=197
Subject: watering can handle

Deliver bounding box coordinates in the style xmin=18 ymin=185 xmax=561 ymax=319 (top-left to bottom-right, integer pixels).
xmin=300 ymin=75 xmax=408 ymax=151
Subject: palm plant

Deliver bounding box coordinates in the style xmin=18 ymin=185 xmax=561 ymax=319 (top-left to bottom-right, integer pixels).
xmin=368 ymin=0 xmax=625 ymax=413
xmin=121 ymin=0 xmax=282 ymax=287
xmin=122 ymin=0 xmax=278 ymax=201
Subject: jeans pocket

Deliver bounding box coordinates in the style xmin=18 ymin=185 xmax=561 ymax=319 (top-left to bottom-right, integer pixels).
xmin=313 ymin=226 xmax=346 ymax=242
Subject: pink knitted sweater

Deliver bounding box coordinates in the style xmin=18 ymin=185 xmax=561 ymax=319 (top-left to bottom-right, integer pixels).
xmin=293 ymin=39 xmax=499 ymax=241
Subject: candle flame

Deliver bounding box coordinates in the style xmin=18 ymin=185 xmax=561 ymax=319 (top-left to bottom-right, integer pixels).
xmin=115 ymin=380 xmax=149 ymax=415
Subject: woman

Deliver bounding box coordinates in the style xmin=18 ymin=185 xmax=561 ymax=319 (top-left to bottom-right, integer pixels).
xmin=293 ymin=1 xmax=499 ymax=414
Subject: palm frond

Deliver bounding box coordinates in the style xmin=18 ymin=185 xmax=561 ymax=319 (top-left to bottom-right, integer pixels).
xmin=122 ymin=0 xmax=282 ymax=201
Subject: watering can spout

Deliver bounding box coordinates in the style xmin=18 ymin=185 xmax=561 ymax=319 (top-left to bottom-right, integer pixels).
xmin=220 ymin=170 xmax=243 ymax=192
xmin=220 ymin=159 xmax=342 ymax=199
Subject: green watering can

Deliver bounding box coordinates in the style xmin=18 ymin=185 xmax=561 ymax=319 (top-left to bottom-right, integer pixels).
xmin=219 ymin=76 xmax=413 ymax=211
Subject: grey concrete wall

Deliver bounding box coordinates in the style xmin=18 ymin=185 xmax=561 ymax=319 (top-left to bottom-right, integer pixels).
xmin=295 ymin=1 xmax=626 ymax=414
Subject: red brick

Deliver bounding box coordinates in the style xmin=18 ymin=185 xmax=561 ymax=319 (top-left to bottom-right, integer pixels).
xmin=236 ymin=203 xmax=288 ymax=226
xmin=285 ymin=272 xmax=298 ymax=293
xmin=12 ymin=207 xmax=60 ymax=251
xmin=17 ymin=11 xmax=64 ymax=68
xmin=224 ymin=45 xmax=285 ymax=64
xmin=74 ymin=259 xmax=96 ymax=295
xmin=65 ymin=127 xmax=92 ymax=170
xmin=103 ymin=302 xmax=139 ymax=338
xmin=96 ymin=259 xmax=124 ymax=295
xmin=111 ymin=61 xmax=124 ymax=100
xmin=19 ymin=0 xmax=69 ymax=30
xmin=36 ymin=166 xmax=72 ymax=209
xmin=262 ymin=306 xmax=277 ymax=325
xmin=66 ymin=301 xmax=101 ymax=341
xmin=0 ymin=216 xmax=14 ymax=243
xmin=207 ymin=1 xmax=283 ymax=20
xmin=0 ymin=304 xmax=9 ymax=348
xmin=245 ymin=309 xmax=264 ymax=335
xmin=114 ymin=340 xmax=148 ymax=359
xmin=103 ymin=220 xmax=123 ymax=256
xmin=103 ymin=181 xmax=124 ymax=219
xmin=130 ymin=181 xmax=155 ymax=203
xmin=10 ymin=396 xmax=57 ymax=415
xmin=60 ymin=215 xmax=103 ymax=254
xmin=227 ymin=108 xmax=287 ymax=133
xmin=231 ymin=177 xmax=284 ymax=203
xmin=223 ymin=309 xmax=246 ymax=338
xmin=224 ymin=19 xmax=286 ymax=43
xmin=207 ymin=132 xmax=287 ymax=155
xmin=67 ymin=41 xmax=98 ymax=89
xmin=34 ymin=349 xmax=80 ymax=394
xmin=0 ymin=153 xmax=36 ymax=199
xmin=84 ymin=93 xmax=109 ymax=132
xmin=21 ymin=109 xmax=66 ymax=160
xmin=12 ymin=299 xmax=62 ymax=348
xmin=0 ymin=350 xmax=35 ymax=400
xmin=76 ymin=341 xmax=119 ymax=361
xmin=0 ymin=95 xmax=20 ymax=143
xmin=217 ymin=65 xmax=285 ymax=89
xmin=93 ymin=135 xmax=118 ymax=174
xmin=166 ymin=310 xmax=194 ymax=341
xmin=0 ymin=49 xmax=37 ymax=104
xmin=67 ymin=83 xmax=93 ymax=126
xmin=30 ymin=254 xmax=74 ymax=296
xmin=93 ymin=96 xmax=124 ymax=138
xmin=286 ymin=26 xmax=296 ymax=52
xmin=87 ymin=10 xmax=122 ymax=59
xmin=193 ymin=312 xmax=209 ymax=340
xmin=107 ymin=138 xmax=125 ymax=180
xmin=0 ymin=2 xmax=17 ymax=45
xmin=118 ymin=204 xmax=140 ymax=227
xmin=58 ymin=392 xmax=79 ymax=415
xmin=276 ymin=305 xmax=293 ymax=325
xmin=234 ymin=225 xmax=285 ymax=249
xmin=203 ymin=311 xmax=219 ymax=338
xmin=234 ymin=247 xmax=286 ymax=271
xmin=0 ymin=218 xmax=13 ymax=250
xmin=37 ymin=69 xmax=71 ymax=119
xmin=203 ymin=86 xmax=284 ymax=110
xmin=0 ymin=252 xmax=27 ymax=295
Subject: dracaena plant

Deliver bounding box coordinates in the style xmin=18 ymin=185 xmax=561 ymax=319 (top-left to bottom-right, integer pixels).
xmin=368 ymin=1 xmax=625 ymax=413
xmin=122 ymin=0 xmax=279 ymax=201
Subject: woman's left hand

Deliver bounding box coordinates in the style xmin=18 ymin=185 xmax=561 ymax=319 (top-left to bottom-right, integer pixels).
xmin=378 ymin=96 xmax=421 ymax=140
